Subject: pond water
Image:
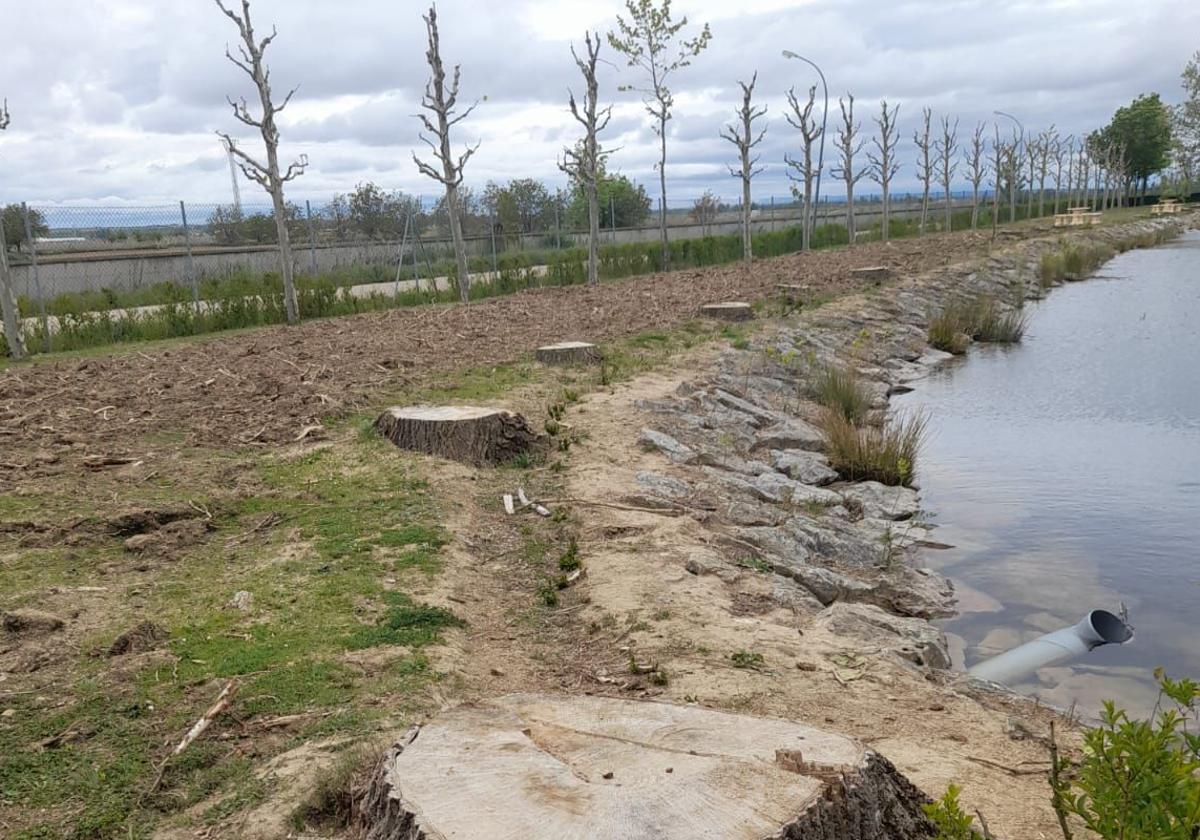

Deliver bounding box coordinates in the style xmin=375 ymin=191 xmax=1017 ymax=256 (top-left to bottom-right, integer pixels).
xmin=895 ymin=230 xmax=1200 ymax=717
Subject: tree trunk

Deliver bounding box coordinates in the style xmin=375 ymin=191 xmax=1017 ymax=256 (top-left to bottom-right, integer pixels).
xmin=741 ymin=175 xmax=752 ymax=266
xmin=882 ymin=182 xmax=891 ymax=242
xmin=657 ymin=123 xmax=669 ymax=270
xmin=586 ymin=181 xmax=600 ymax=285
xmin=0 ymin=233 xmax=26 ymax=360
xmin=536 ymin=341 xmax=601 ymax=365
xmin=355 ymin=694 xmax=935 ymax=840
xmin=445 ymin=184 xmax=471 ymax=303
xmin=846 ymin=180 xmax=856 ymax=243
xmin=375 ymin=406 xmax=539 ymax=465
xmin=268 ymin=175 xmax=300 ymax=326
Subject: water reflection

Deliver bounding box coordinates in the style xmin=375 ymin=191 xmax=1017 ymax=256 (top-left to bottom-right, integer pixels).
xmin=897 ymin=230 xmax=1200 ymax=717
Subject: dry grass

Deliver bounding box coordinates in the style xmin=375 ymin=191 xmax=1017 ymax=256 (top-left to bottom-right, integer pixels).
xmin=817 ymin=409 xmax=928 ymax=487
xmin=807 ymin=361 xmax=873 ymax=423
xmin=928 ymin=296 xmax=1026 ymax=353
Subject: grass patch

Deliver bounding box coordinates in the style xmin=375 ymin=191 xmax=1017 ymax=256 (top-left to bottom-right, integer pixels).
xmin=730 ymin=650 xmax=765 ymax=669
xmin=928 ymin=296 xmax=1026 ymax=354
xmin=817 ymin=409 xmax=927 ymax=487
xmin=807 ymin=361 xmax=872 ymax=423
xmin=345 ymin=593 xmax=463 ymax=650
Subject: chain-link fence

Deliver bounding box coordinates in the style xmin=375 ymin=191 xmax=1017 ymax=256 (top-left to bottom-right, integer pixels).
xmin=0 ymin=187 xmax=1002 ymax=356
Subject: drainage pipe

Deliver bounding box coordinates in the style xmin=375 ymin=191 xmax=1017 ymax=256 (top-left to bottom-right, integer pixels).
xmin=967 ymin=609 xmax=1134 ymax=685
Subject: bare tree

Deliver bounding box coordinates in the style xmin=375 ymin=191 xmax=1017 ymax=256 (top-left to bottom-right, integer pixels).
xmin=784 ymin=85 xmax=824 ymax=250
xmin=963 ymin=122 xmax=988 ymax=230
xmin=608 ymin=0 xmax=711 ymax=270
xmin=1025 ymin=137 xmax=1038 ymax=218
xmin=990 ymin=126 xmax=1006 ymax=238
xmin=936 ymin=115 xmax=959 ymax=232
xmin=0 ymin=98 xmax=27 ymax=360
xmin=719 ymin=73 xmax=767 ymax=266
xmin=1035 ymin=127 xmax=1056 ymax=217
xmin=866 ymin=100 xmax=901 ymax=242
xmin=689 ymin=190 xmax=719 ymax=236
xmin=413 ymin=5 xmax=481 ymax=303
xmin=560 ymin=32 xmax=612 ymax=286
xmin=830 ymin=94 xmax=867 ymax=243
xmin=1003 ymin=131 xmax=1021 ymax=222
xmin=913 ymin=107 xmax=935 ymax=232
xmin=214 ymin=0 xmax=307 ymax=326
xmin=1051 ymin=135 xmax=1070 ymax=215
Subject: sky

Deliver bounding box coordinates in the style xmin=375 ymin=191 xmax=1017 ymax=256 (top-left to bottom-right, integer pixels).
xmin=0 ymin=0 xmax=1197 ymax=209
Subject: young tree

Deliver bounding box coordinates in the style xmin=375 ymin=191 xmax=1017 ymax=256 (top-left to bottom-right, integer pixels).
xmin=913 ymin=107 xmax=935 ymax=232
xmin=830 ymin=94 xmax=867 ymax=243
xmin=866 ymin=100 xmax=901 ymax=242
xmin=963 ymin=122 xmax=987 ymax=230
xmin=1051 ymin=135 xmax=1070 ymax=215
xmin=214 ymin=0 xmax=308 ymax=326
xmin=719 ymin=73 xmax=767 ymax=265
xmin=689 ymin=190 xmax=720 ymax=236
xmin=1175 ymin=52 xmax=1200 ymax=194
xmin=608 ymin=0 xmax=711 ymax=269
xmin=1035 ymin=128 xmax=1056 ymax=217
xmin=936 ymin=115 xmax=959 ymax=232
xmin=559 ymin=32 xmax=612 ymax=285
xmin=784 ymin=85 xmax=824 ymax=251
xmin=0 ymin=99 xmax=26 ymax=360
xmin=1101 ymin=93 xmax=1174 ymax=198
xmin=1025 ymin=136 xmax=1038 ymax=218
xmin=990 ymin=126 xmax=1006 ymax=237
xmin=413 ymin=4 xmax=480 ymax=303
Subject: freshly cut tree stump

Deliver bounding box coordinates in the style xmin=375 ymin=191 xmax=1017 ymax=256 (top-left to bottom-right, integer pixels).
xmin=535 ymin=341 xmax=602 ymax=366
xmin=699 ymin=301 xmax=754 ymax=322
xmin=357 ymin=693 xmax=934 ymax=840
xmin=375 ymin=406 xmax=539 ymax=465
xmin=850 ymin=266 xmax=891 ymax=285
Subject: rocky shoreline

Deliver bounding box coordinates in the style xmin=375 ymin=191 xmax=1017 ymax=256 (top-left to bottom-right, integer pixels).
xmin=623 ymin=212 xmax=1196 ymax=695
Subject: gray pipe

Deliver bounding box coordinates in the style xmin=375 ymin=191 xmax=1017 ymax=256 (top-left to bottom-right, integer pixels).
xmin=967 ymin=609 xmax=1133 ymax=685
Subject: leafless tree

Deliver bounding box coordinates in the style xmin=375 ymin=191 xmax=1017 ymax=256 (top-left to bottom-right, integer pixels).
xmin=963 ymin=122 xmax=988 ymax=230
xmin=830 ymin=94 xmax=867 ymax=243
xmin=990 ymin=126 xmax=1007 ymax=238
xmin=609 ymin=0 xmax=711 ymax=270
xmin=866 ymin=100 xmax=901 ymax=242
xmin=689 ymin=190 xmax=720 ymax=236
xmin=413 ymin=5 xmax=481 ymax=303
xmin=214 ymin=0 xmax=307 ymax=326
xmin=936 ymin=115 xmax=959 ymax=232
xmin=1035 ymin=127 xmax=1056 ymax=217
xmin=1025 ymin=137 xmax=1038 ymax=218
xmin=0 ymin=99 xmax=26 ymax=360
xmin=1051 ymin=135 xmax=1071 ymax=215
xmin=719 ymin=73 xmax=767 ymax=265
xmin=560 ymin=32 xmax=612 ymax=285
xmin=913 ymin=107 xmax=935 ymax=232
xmin=1003 ymin=132 xmax=1021 ymax=222
xmin=784 ymin=85 xmax=824 ymax=250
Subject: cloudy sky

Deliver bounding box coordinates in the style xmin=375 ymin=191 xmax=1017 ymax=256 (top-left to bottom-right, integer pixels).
xmin=0 ymin=0 xmax=1196 ymax=209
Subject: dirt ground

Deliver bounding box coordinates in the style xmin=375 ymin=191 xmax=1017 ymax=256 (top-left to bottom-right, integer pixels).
xmin=0 ymin=221 xmax=1099 ymax=839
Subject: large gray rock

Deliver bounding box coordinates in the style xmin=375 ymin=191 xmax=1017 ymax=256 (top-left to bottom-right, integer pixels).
xmin=634 ymin=472 xmax=692 ymax=500
xmin=841 ymin=482 xmax=921 ymax=521
xmin=752 ymin=473 xmax=843 ymax=507
xmin=813 ymin=603 xmax=951 ymax=669
xmin=753 ymin=418 xmax=826 ymax=452
xmin=639 ymin=429 xmax=696 ymax=464
xmin=770 ymin=449 xmax=839 ymax=486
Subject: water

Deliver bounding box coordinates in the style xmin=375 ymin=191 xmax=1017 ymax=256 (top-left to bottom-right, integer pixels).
xmin=895 ymin=230 xmax=1200 ymax=716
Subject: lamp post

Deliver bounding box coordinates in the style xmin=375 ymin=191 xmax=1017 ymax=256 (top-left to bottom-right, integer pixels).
xmin=994 ymin=110 xmax=1024 ymax=222
xmin=783 ymin=50 xmax=828 ymax=243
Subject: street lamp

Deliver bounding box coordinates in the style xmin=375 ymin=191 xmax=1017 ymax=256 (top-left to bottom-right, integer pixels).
xmin=783 ymin=50 xmax=828 ymax=244
xmin=994 ymin=110 xmax=1025 ymax=221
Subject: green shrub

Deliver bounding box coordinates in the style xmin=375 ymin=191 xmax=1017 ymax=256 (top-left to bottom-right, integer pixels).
xmin=808 ymin=361 xmax=872 ymax=423
xmin=817 ymin=409 xmax=926 ymax=487
xmin=925 ymin=784 xmax=985 ymax=839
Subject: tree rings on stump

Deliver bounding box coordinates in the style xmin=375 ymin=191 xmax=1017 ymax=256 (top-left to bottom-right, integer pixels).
xmin=535 ymin=341 xmax=602 ymax=366
xmin=699 ymin=301 xmax=754 ymax=322
xmin=356 ymin=693 xmax=934 ymax=839
xmin=375 ymin=406 xmax=539 ymax=466
xmin=850 ymin=266 xmax=891 ymax=285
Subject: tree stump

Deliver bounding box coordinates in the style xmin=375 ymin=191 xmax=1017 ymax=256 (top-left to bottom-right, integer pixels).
xmin=535 ymin=341 xmax=602 ymax=366
xmin=850 ymin=266 xmax=890 ymax=285
xmin=356 ymin=693 xmax=934 ymax=840
xmin=375 ymin=406 xmax=540 ymax=465
xmin=699 ymin=301 xmax=754 ymax=322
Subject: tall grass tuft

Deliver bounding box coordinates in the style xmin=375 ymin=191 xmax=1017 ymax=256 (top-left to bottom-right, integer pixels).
xmin=807 ymin=361 xmax=872 ymax=423
xmin=927 ymin=295 xmax=1025 ymax=353
xmin=973 ymin=298 xmax=1028 ymax=343
xmin=817 ymin=409 xmax=927 ymax=487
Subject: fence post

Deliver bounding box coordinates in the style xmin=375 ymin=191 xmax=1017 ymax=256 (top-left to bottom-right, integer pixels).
xmin=610 ymin=195 xmax=617 ymax=244
xmin=771 ymin=196 xmax=775 ymax=232
xmin=21 ymin=204 xmax=50 ymax=353
xmin=0 ymin=214 xmax=26 ymax=360
xmin=179 ymin=201 xmax=200 ymax=311
xmin=392 ymin=212 xmax=411 ymax=299
xmin=488 ymin=211 xmax=498 ymax=277
xmin=304 ymin=200 xmax=318 ymax=275
xmin=554 ymin=204 xmax=561 ymax=252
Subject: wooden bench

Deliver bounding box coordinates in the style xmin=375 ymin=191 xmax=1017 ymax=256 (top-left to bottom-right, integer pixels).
xmin=1151 ymin=201 xmax=1182 ymax=216
xmin=1055 ymin=210 xmax=1103 ymax=227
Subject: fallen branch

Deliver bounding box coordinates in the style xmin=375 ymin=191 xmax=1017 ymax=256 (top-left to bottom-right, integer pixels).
xmin=145 ymin=679 xmax=238 ymax=798
xmin=542 ymin=498 xmax=686 ymax=516
xmin=965 ymin=754 xmax=1049 ymax=776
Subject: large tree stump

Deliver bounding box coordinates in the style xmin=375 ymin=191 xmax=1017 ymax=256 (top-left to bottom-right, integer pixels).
xmin=536 ymin=342 xmax=602 ymax=366
xmin=356 ymin=693 xmax=934 ymax=839
xmin=375 ymin=406 xmax=540 ymax=465
xmin=699 ymin=301 xmax=754 ymax=322
xmin=850 ymin=266 xmax=891 ymax=285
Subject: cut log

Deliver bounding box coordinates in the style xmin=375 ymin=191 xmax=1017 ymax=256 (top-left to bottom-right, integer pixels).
xmin=699 ymin=301 xmax=754 ymax=322
xmin=535 ymin=341 xmax=602 ymax=366
xmin=356 ymin=693 xmax=934 ymax=840
xmin=375 ymin=406 xmax=540 ymax=466
xmin=850 ymin=266 xmax=891 ymax=285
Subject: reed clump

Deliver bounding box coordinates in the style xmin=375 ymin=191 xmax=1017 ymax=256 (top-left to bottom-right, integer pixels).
xmin=816 ymin=409 xmax=927 ymax=487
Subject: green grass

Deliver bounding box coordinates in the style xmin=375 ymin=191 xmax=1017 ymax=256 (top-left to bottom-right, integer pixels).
xmin=807 ymin=361 xmax=873 ymax=423
xmin=817 ymin=409 xmax=928 ymax=487
xmin=928 ymin=296 xmax=1026 ymax=354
